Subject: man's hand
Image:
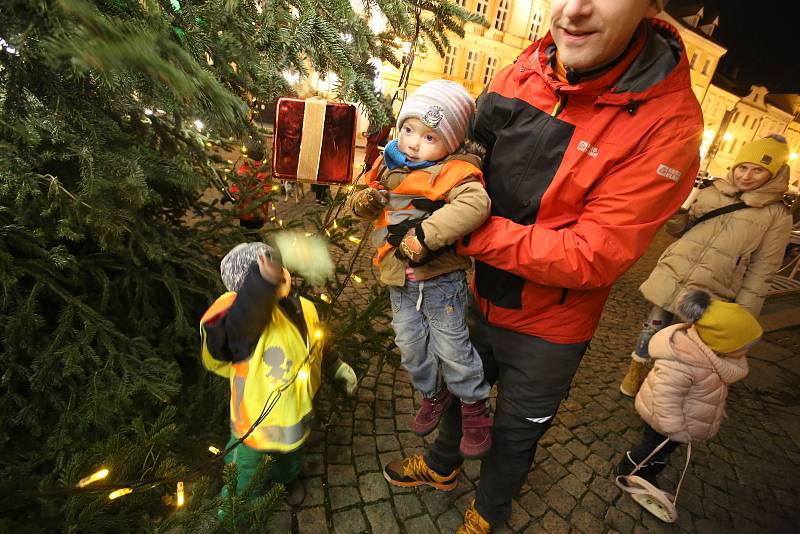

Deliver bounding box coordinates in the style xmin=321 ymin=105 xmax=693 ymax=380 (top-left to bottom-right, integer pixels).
xmin=352 ymin=187 xmax=389 ymax=218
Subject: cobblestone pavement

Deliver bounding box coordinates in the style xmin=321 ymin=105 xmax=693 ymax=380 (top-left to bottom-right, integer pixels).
xmin=265 ymin=192 xmax=800 ymax=534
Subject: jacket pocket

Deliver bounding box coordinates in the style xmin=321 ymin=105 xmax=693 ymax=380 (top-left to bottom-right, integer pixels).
xmin=474 ymin=260 xmax=524 ymax=309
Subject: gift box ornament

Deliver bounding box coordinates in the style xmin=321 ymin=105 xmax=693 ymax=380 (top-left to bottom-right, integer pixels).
xmin=271 ymin=97 xmax=357 ymax=184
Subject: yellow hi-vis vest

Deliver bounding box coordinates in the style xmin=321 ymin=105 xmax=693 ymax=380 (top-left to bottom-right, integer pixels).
xmin=200 ymin=293 xmax=323 ymax=452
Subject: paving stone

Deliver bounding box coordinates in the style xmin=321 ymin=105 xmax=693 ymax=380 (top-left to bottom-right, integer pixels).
xmin=355 ymin=403 xmax=373 ymax=419
xmin=328 ymin=464 xmax=356 ymax=486
xmin=327 ymin=445 xmax=353 ymax=464
xmin=354 ymin=454 xmax=380 ymax=474
xmin=541 ymin=510 xmax=570 ymax=534
xmin=376 ymin=434 xmax=401 ymax=452
xmin=398 ymin=432 xmax=424 ymax=449
xmin=565 ymin=439 xmax=590 ymax=460
xmin=328 ymin=425 xmax=352 ymax=445
xmin=303 ymin=476 xmax=325 ymax=507
xmin=570 ymin=509 xmax=604 ymax=534
xmin=589 ymin=476 xmax=619 ymax=503
xmin=358 ymin=472 xmax=390 ymax=502
xmin=507 ymin=499 xmax=532 ymax=531
xmin=567 ymin=460 xmax=593 ymax=484
xmin=332 ymin=508 xmax=367 ymax=533
xmin=375 ymin=419 xmax=395 ymax=434
xmin=393 ymin=493 xmax=423 ymax=519
xmin=364 ymin=501 xmax=400 ymax=534
xmin=395 ymin=398 xmax=414 ymax=413
xmin=404 ymin=514 xmax=439 ymax=534
xmin=604 ymin=507 xmax=634 ymax=534
xmin=437 ymin=508 xmax=464 ymax=533
xmin=557 ymin=473 xmax=588 ymax=500
xmin=518 ymin=490 xmax=548 ymax=519
xmin=353 ymin=419 xmax=374 ymax=435
xmin=375 ymin=400 xmax=393 ymax=418
xmin=330 ymin=486 xmax=361 ymax=510
xmin=546 ymin=443 xmax=574 ymax=464
xmin=544 ymin=484 xmax=577 ymax=516
xmin=303 ymin=453 xmax=325 ymax=476
xmin=352 ymin=435 xmax=376 ymax=455
xmin=297 ymin=506 xmax=328 ymax=533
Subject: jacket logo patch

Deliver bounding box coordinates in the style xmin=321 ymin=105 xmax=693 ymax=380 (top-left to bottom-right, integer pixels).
xmin=657 ymin=164 xmax=682 ymax=182
xmin=577 ymin=140 xmax=598 ymax=158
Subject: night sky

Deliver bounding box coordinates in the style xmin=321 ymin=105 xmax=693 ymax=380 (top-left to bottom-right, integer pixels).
xmin=670 ymin=0 xmax=800 ymax=93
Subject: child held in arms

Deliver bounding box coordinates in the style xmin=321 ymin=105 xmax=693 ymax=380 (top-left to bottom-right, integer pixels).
xmin=200 ymin=241 xmax=356 ymax=511
xmin=348 ymin=80 xmax=493 ymax=458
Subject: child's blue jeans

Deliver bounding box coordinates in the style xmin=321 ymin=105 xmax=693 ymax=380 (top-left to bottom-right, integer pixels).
xmin=389 ymin=270 xmax=489 ymax=403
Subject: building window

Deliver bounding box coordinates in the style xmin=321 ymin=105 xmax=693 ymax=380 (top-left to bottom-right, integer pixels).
xmin=494 ymin=0 xmax=509 ymax=31
xmin=474 ymin=0 xmax=488 ymax=17
xmin=730 ymin=139 xmax=738 ymax=153
xmin=444 ymin=46 xmax=458 ymax=76
xmin=464 ymin=50 xmax=480 ymax=81
xmin=455 ymin=0 xmax=467 ymax=6
xmin=483 ymin=56 xmax=498 ymax=85
xmin=529 ymin=6 xmax=544 ymax=41
xmin=742 ymin=114 xmax=749 ymax=128
xmin=731 ymin=111 xmax=739 ymax=124
xmin=689 ymin=52 xmax=699 ymax=70
xmin=701 ymin=58 xmax=711 ymax=75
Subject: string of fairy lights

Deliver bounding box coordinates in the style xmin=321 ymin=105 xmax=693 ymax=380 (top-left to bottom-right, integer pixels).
xmin=12 ymin=166 xmax=374 ymax=507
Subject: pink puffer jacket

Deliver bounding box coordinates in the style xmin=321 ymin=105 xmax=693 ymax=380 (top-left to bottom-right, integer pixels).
xmin=635 ymin=324 xmax=749 ymax=443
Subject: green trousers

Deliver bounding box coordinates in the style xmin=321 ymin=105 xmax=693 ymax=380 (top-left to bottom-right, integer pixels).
xmin=221 ymin=434 xmax=303 ymax=497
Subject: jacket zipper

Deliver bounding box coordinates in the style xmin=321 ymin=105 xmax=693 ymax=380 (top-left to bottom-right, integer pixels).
xmin=551 ymin=93 xmax=568 ymax=117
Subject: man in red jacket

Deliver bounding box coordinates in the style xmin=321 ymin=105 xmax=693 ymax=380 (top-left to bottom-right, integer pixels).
xmin=382 ymin=0 xmax=703 ymax=531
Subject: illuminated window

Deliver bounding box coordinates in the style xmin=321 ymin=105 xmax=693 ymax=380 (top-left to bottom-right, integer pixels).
xmin=494 ymin=0 xmax=509 ymax=31
xmin=484 ymin=56 xmax=498 ymax=85
xmin=529 ymin=6 xmax=544 ymax=41
xmin=465 ymin=50 xmax=480 ymax=81
xmin=444 ymin=46 xmax=458 ymax=76
xmin=475 ymin=0 xmax=488 ymax=17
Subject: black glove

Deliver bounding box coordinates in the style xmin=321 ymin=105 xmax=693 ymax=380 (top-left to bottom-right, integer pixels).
xmin=386 ymin=219 xmax=421 ymax=246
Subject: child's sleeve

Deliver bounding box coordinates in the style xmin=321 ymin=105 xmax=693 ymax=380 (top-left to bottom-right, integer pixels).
xmin=200 ymin=264 xmax=279 ymax=367
xmin=418 ymin=180 xmax=490 ymax=251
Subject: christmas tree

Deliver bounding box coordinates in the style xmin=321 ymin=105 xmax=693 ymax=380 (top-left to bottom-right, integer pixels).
xmin=0 ymin=0 xmax=482 ymax=529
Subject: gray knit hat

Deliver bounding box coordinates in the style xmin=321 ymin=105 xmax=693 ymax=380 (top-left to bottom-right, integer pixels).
xmin=220 ymin=242 xmax=282 ymax=292
xmin=396 ymin=80 xmax=476 ymax=154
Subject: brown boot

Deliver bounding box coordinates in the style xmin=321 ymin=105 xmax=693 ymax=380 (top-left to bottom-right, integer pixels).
xmin=455 ymin=500 xmax=491 ymax=534
xmin=620 ymin=356 xmax=649 ymax=398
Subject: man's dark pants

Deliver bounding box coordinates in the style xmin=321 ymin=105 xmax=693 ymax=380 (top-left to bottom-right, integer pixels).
xmin=424 ymin=302 xmax=589 ymax=525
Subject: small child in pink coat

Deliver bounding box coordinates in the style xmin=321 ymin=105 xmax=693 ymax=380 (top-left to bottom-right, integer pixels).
xmin=617 ymin=290 xmax=761 ymax=484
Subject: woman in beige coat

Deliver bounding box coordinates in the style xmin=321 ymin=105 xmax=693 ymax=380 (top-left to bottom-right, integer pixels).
xmin=620 ymin=135 xmax=792 ymax=397
xmin=616 ymin=291 xmax=760 ymax=484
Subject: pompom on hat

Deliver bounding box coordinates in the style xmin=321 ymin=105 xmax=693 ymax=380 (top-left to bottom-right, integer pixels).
xmin=396 ymin=80 xmax=476 ymax=154
xmin=733 ymin=135 xmax=790 ymax=178
xmin=220 ymin=242 xmax=282 ymax=292
xmin=677 ymin=290 xmax=763 ymax=354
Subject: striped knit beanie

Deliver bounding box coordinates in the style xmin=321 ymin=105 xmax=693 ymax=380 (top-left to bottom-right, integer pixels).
xmin=220 ymin=242 xmax=282 ymax=292
xmin=396 ymin=80 xmax=475 ymax=154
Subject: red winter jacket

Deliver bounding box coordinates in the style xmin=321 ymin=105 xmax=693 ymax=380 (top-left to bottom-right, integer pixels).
xmin=458 ymin=19 xmax=703 ymax=343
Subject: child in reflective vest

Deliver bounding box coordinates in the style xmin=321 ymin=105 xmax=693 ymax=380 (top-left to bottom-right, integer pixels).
xmin=200 ymin=242 xmax=356 ymax=510
xmin=348 ymin=79 xmax=493 ymax=458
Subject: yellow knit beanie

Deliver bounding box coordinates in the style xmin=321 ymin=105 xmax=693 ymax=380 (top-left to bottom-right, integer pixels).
xmin=678 ymin=291 xmax=763 ymax=354
xmin=733 ymin=136 xmax=790 ymax=177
